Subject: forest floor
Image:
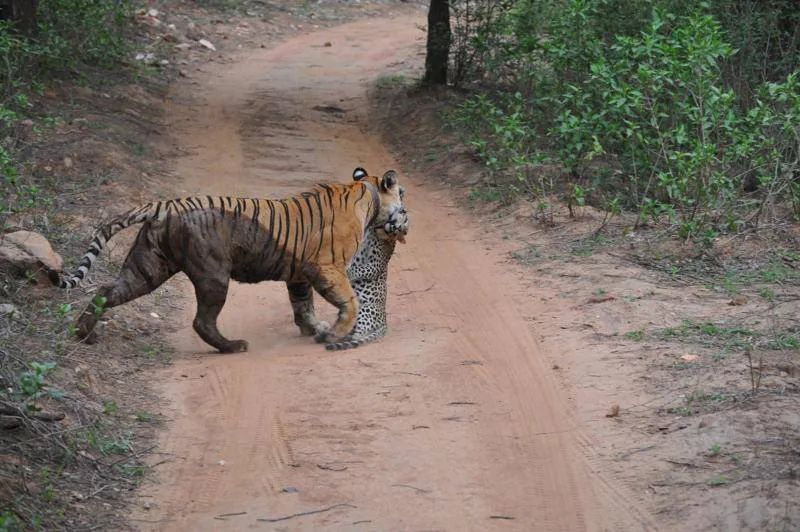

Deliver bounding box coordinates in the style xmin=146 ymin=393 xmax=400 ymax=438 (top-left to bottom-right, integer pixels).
xmin=1 ymin=1 xmax=798 ymax=530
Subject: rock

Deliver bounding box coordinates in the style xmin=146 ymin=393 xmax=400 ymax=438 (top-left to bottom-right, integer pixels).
xmin=186 ymin=28 xmax=204 ymax=41
xmin=198 ymin=39 xmax=216 ymax=51
xmin=74 ymin=365 xmax=100 ymax=396
xmin=0 ymin=231 xmax=63 ymax=284
xmin=134 ymin=52 xmax=157 ymax=64
xmin=0 ymin=304 xmax=19 ymax=318
xmin=0 ymin=415 xmax=21 ymax=430
xmin=728 ymin=295 xmax=747 ymax=306
xmin=15 ymin=120 xmax=35 ymax=142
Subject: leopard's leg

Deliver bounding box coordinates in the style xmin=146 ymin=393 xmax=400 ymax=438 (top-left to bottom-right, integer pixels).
xmin=75 ymin=225 xmax=176 ymax=343
xmin=286 ymin=280 xmax=329 ymax=336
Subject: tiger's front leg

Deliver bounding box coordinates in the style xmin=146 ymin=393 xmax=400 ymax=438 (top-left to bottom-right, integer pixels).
xmin=309 ymin=268 xmax=359 ymax=343
xmin=286 ymin=281 xmax=329 ymax=336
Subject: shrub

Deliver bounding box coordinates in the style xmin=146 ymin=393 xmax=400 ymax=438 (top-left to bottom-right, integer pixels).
xmin=447 ymin=1 xmax=800 ymax=237
xmin=0 ymin=1 xmax=132 ymax=221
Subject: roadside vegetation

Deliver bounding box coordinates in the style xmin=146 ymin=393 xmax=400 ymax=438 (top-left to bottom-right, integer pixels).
xmin=1 ymin=0 xmax=133 ymax=220
xmin=441 ymin=0 xmax=799 ymax=241
xmin=1 ymin=1 xmax=395 ymax=527
xmin=375 ymin=0 xmax=800 ymax=526
xmin=0 ymin=2 xmax=171 ymax=530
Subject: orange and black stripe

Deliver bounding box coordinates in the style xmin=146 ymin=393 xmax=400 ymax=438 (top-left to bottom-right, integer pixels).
xmin=55 ymin=181 xmax=380 ymax=289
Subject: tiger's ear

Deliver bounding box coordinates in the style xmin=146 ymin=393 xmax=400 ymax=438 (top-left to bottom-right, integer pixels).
xmin=381 ymin=170 xmax=398 ymax=191
xmin=353 ymin=167 xmax=368 ymax=181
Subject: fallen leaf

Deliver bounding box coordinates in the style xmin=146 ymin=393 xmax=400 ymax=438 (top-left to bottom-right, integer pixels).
xmin=728 ymin=296 xmax=747 ymax=306
xmin=198 ymin=39 xmax=217 ymax=51
xmin=587 ymin=295 xmax=616 ymax=304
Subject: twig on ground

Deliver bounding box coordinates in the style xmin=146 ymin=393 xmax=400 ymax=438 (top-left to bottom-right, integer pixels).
xmin=396 ymin=284 xmax=435 ymax=297
xmin=317 ymin=463 xmax=348 ymax=472
xmin=214 ymin=511 xmax=247 ymax=520
xmin=391 ymin=483 xmax=430 ymax=494
xmin=256 ymin=503 xmax=356 ymax=523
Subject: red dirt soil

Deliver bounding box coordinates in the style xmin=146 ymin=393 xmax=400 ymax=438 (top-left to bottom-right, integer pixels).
xmin=133 ymin=16 xmax=654 ymax=530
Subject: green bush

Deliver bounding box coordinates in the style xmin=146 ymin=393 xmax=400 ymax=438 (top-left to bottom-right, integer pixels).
xmin=448 ymin=1 xmax=800 ymax=237
xmin=0 ymin=1 xmax=132 ymax=221
xmin=0 ymin=0 xmax=131 ymax=95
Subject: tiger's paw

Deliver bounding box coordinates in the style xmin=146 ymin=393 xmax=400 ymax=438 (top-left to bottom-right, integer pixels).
xmin=80 ymin=329 xmax=98 ymax=345
xmin=311 ymin=320 xmax=330 ymax=336
xmin=75 ymin=319 xmax=98 ymax=344
xmin=219 ymin=339 xmax=249 ymax=353
xmin=297 ymin=318 xmax=330 ymax=337
xmin=314 ymin=330 xmax=343 ymax=344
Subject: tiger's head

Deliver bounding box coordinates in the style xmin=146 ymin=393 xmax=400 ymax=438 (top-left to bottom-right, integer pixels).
xmin=353 ymin=167 xmax=409 ymax=243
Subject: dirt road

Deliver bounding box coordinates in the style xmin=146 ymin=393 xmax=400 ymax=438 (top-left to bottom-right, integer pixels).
xmin=136 ymin=15 xmax=651 ymax=531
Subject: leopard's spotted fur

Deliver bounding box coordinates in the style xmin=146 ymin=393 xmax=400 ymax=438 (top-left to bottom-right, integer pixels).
xmin=325 ymin=229 xmax=397 ymax=351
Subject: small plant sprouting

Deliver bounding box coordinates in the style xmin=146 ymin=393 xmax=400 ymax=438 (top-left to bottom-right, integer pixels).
xmin=18 ymin=361 xmax=58 ymax=400
xmin=624 ymin=330 xmax=645 ymax=341
xmin=86 ymin=427 xmax=133 ymax=456
xmin=744 ymin=348 xmax=763 ymax=395
xmin=91 ymin=295 xmax=108 ymax=317
xmin=707 ymin=474 xmax=730 ymax=486
xmin=134 ymin=411 xmax=153 ymax=422
xmin=102 ymin=399 xmax=119 ymax=415
xmin=55 ymin=303 xmax=72 ymax=319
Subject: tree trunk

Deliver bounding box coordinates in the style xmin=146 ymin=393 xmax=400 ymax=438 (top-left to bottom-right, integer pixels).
xmin=423 ymin=0 xmax=451 ymax=86
xmin=0 ymin=0 xmax=38 ymax=35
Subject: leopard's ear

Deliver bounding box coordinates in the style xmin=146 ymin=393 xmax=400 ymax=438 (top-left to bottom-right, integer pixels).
xmin=381 ymin=170 xmax=398 ymax=191
xmin=353 ymin=167 xmax=368 ymax=181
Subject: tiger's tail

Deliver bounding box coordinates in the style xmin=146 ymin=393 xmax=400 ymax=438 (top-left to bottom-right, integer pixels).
xmin=52 ymin=202 xmax=161 ymax=289
xmin=325 ymin=326 xmax=387 ymax=351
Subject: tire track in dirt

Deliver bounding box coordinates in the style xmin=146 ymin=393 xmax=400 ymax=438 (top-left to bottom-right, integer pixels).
xmin=134 ymin=15 xmax=654 ymax=531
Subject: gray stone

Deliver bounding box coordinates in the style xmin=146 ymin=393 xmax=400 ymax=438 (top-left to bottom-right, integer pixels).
xmin=0 ymin=230 xmax=63 ymax=284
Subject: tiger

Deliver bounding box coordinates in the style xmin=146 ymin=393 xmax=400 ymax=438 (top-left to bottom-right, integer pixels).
xmin=51 ymin=169 xmax=408 ymax=353
xmin=287 ymin=167 xmax=407 ymax=351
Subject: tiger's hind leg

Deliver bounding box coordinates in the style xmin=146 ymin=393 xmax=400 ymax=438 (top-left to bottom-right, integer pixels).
xmin=75 ymin=225 xmax=176 ymax=343
xmin=186 ymin=272 xmax=248 ymax=354
xmin=286 ymin=281 xmax=329 ymax=336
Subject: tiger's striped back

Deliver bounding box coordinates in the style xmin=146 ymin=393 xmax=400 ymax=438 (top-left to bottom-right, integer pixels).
xmin=55 ymin=182 xmax=381 ymax=289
